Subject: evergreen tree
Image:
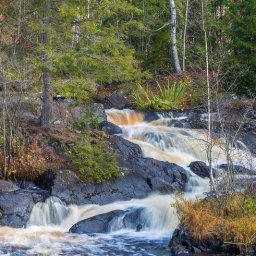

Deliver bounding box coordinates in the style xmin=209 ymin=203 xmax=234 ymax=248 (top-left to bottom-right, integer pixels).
xmin=225 ymin=0 xmax=256 ymax=95
xmin=29 ymin=0 xmax=143 ymax=105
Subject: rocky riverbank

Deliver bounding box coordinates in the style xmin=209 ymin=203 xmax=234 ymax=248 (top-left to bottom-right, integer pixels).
xmin=0 ymin=95 xmax=255 ymax=248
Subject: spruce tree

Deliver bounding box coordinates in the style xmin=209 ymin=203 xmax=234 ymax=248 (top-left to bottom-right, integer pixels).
xmin=226 ymin=0 xmax=256 ymax=95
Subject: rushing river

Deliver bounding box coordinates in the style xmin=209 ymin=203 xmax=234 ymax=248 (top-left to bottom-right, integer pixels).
xmin=0 ymin=109 xmax=254 ymax=255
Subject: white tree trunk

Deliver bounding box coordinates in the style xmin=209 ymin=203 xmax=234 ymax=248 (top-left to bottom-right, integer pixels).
xmin=201 ymin=0 xmax=215 ymax=190
xmin=169 ymin=0 xmax=182 ymax=73
xmin=182 ymin=0 xmax=189 ymax=72
xmin=87 ymin=0 xmax=90 ymax=19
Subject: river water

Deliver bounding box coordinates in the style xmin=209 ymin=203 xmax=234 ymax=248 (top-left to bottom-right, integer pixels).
xmin=0 ymin=109 xmax=254 ymax=255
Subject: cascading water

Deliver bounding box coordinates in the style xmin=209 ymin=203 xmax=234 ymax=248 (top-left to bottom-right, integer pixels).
xmin=0 ymin=109 xmax=254 ymax=255
xmin=27 ymin=197 xmax=70 ymax=227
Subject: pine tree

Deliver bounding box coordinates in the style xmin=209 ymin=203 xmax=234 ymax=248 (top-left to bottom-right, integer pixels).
xmin=28 ymin=0 xmax=143 ymax=105
xmin=226 ymin=0 xmax=256 ymax=95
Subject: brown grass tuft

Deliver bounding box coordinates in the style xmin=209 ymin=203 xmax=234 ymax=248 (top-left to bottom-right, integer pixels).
xmin=175 ymin=195 xmax=256 ymax=249
xmin=176 ymin=199 xmax=221 ymax=241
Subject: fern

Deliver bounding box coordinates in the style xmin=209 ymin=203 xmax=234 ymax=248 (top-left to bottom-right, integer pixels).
xmin=133 ymin=79 xmax=191 ymax=110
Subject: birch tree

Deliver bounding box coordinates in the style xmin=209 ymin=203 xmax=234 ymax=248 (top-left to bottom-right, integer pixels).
xmin=182 ymin=0 xmax=189 ymax=71
xmin=201 ymin=0 xmax=215 ymax=190
xmin=169 ymin=0 xmax=182 ymax=73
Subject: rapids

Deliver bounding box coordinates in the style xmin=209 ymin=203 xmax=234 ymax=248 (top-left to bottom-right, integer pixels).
xmin=0 ymin=109 xmax=254 ymax=255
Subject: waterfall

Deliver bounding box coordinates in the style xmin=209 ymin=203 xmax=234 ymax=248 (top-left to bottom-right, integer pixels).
xmin=27 ymin=197 xmax=70 ymax=227
xmin=27 ymin=195 xmax=179 ymax=233
xmin=106 ymin=109 xmax=255 ymax=168
xmin=0 ymin=108 xmax=254 ymax=255
xmin=27 ymin=108 xmax=254 ymax=233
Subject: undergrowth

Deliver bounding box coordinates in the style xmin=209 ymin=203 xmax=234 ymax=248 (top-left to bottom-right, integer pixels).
xmin=69 ymin=113 xmax=120 ymax=183
xmin=69 ymin=131 xmax=120 ymax=183
xmin=133 ymin=79 xmax=192 ymax=110
xmin=0 ymin=134 xmax=63 ymax=181
xmin=175 ymin=193 xmax=256 ymax=249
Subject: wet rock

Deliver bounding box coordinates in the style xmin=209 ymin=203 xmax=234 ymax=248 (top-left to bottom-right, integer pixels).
xmin=0 ymin=180 xmax=19 ymax=192
xmin=0 ymin=191 xmax=34 ymax=228
xmin=51 ymin=170 xmax=79 ymax=204
xmin=112 ymin=135 xmax=188 ymax=193
xmin=104 ymin=91 xmax=127 ymax=109
xmin=91 ymin=103 xmax=107 ymax=123
xmin=121 ymin=208 xmax=147 ymax=230
xmin=170 ymin=228 xmax=219 ymax=255
xmin=218 ymin=164 xmax=254 ymax=175
xmin=142 ymin=111 xmax=159 ymax=122
xmin=242 ymin=132 xmax=256 ymax=155
xmin=99 ymin=121 xmax=122 ymax=135
xmin=169 ymin=228 xmax=241 ymax=255
xmin=34 ymin=169 xmax=56 ymax=192
xmin=52 ymin=102 xmax=107 ymax=126
xmin=69 ymin=210 xmax=124 ymax=234
xmin=112 ymin=134 xmax=143 ymax=157
xmin=52 ymin=170 xmax=152 ymax=205
xmin=189 ymin=161 xmax=216 ymax=179
xmin=52 ymin=136 xmax=188 ymax=205
xmin=70 ymin=208 xmax=147 ymax=234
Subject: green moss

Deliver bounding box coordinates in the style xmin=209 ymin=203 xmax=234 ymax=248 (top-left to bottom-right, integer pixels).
xmin=69 ymin=131 xmax=120 ymax=183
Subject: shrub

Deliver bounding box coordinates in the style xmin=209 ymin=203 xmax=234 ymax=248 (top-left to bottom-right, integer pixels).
xmin=133 ymin=79 xmax=191 ymax=111
xmin=72 ymin=111 xmax=100 ymax=131
xmin=175 ymin=193 xmax=256 ymax=249
xmin=69 ymin=131 xmax=120 ymax=183
xmin=56 ymin=78 xmax=96 ymax=104
xmin=0 ymin=136 xmax=63 ymax=181
xmin=175 ymin=199 xmax=221 ymax=241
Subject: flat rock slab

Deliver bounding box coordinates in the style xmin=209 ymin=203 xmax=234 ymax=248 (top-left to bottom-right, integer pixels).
xmin=0 ymin=180 xmax=19 ymax=192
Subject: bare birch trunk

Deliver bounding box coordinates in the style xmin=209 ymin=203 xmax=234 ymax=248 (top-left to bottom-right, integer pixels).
xmin=169 ymin=0 xmax=182 ymax=73
xmin=201 ymin=0 xmax=215 ymax=190
xmin=87 ymin=0 xmax=90 ymax=19
xmin=182 ymin=0 xmax=189 ymax=72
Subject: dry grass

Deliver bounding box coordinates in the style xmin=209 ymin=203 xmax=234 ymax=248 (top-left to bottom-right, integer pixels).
xmin=0 ymin=122 xmax=71 ymax=181
xmin=225 ymin=216 xmax=256 ymax=247
xmin=175 ymin=195 xmax=256 ymax=249
xmin=0 ymin=136 xmax=64 ymax=181
xmin=175 ymin=199 xmax=221 ymax=241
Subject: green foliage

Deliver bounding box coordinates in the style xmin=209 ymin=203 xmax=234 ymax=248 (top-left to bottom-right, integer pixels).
xmin=72 ymin=112 xmax=100 ymax=131
xmin=2 ymin=0 xmax=256 ymax=105
xmin=223 ymin=0 xmax=256 ymax=96
xmin=133 ymin=79 xmax=191 ymax=110
xmin=69 ymin=131 xmax=119 ymax=183
xmin=27 ymin=0 xmax=144 ymax=99
xmin=56 ymin=78 xmax=96 ymax=104
xmin=198 ymin=193 xmax=256 ymax=219
xmin=244 ymin=197 xmax=256 ymax=216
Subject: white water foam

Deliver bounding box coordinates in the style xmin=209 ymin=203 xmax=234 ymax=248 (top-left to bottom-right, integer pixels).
xmin=0 ymin=108 xmax=254 ymax=255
